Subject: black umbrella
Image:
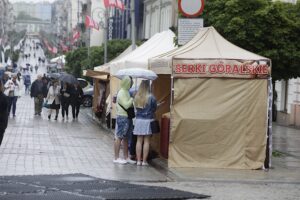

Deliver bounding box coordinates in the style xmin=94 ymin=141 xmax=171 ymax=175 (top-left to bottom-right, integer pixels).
xmin=48 ymin=73 xmax=61 ymax=79
xmin=59 ymin=73 xmax=78 ymax=84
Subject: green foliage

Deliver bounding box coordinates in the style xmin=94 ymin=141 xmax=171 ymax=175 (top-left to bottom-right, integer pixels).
xmin=11 ymin=50 xmax=20 ymax=63
xmin=202 ymin=0 xmax=300 ymax=81
xmin=272 ymin=150 xmax=285 ymax=157
xmin=65 ymin=39 xmax=132 ymax=78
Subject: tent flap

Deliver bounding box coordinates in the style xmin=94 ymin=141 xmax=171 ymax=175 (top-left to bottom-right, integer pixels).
xmin=169 ymin=78 xmax=268 ymax=169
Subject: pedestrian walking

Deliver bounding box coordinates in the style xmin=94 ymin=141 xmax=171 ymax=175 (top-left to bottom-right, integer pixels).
xmin=0 ymin=81 xmax=9 ymax=146
xmin=4 ymin=75 xmax=21 ymax=118
xmin=34 ymin=64 xmax=38 ymax=73
xmin=60 ymin=82 xmax=71 ymax=120
xmin=133 ymin=80 xmax=158 ymax=166
xmin=46 ymin=80 xmax=60 ymax=120
xmin=113 ymin=76 xmax=136 ymax=164
xmin=23 ymin=74 xmax=31 ymax=95
xmin=71 ymin=82 xmax=83 ymax=120
xmin=30 ymin=75 xmax=44 ymax=116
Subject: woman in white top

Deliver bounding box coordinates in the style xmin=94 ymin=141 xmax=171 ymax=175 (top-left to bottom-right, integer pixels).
xmin=46 ymin=80 xmax=60 ymax=120
xmin=4 ymin=75 xmax=21 ymax=117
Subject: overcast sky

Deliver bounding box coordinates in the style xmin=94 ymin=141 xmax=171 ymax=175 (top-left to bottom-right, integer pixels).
xmin=9 ymin=0 xmax=56 ymax=3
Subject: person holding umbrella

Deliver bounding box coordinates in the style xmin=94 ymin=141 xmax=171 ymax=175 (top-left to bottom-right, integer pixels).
xmin=46 ymin=80 xmax=60 ymax=120
xmin=60 ymin=82 xmax=71 ymax=120
xmin=133 ymin=80 xmax=158 ymax=166
xmin=114 ymin=76 xmax=136 ymax=164
xmin=71 ymin=82 xmax=83 ymax=120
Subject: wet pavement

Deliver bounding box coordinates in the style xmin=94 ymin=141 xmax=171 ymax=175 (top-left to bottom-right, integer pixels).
xmin=0 ymin=174 xmax=209 ymax=199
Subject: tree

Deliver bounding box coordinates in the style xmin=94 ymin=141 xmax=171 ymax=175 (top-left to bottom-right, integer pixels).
xmin=202 ymin=0 xmax=300 ymax=81
xmin=65 ymin=39 xmax=132 ymax=78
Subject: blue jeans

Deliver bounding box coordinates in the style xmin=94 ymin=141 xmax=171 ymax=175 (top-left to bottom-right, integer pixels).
xmin=8 ymin=96 xmax=18 ymax=116
xmin=116 ymin=116 xmax=133 ymax=139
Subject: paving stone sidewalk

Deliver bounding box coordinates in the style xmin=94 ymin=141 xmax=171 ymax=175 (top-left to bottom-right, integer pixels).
xmin=0 ymin=95 xmax=167 ymax=182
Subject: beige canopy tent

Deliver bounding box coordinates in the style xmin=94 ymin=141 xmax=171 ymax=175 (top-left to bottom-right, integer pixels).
xmin=149 ymin=27 xmax=272 ymax=169
xmin=91 ymin=45 xmax=137 ymax=119
xmin=93 ymin=30 xmax=176 ymax=123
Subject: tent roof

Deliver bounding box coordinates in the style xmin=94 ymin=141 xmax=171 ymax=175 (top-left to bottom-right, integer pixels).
xmin=50 ymin=55 xmax=65 ymax=64
xmin=150 ymin=27 xmax=270 ymax=74
xmin=109 ymin=30 xmax=176 ymax=75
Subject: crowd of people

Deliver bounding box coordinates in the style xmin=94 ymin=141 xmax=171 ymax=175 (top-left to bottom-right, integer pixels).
xmin=113 ymin=76 xmax=163 ymax=166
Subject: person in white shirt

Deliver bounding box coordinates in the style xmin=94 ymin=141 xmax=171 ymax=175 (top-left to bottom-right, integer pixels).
xmin=46 ymin=80 xmax=61 ymax=120
xmin=4 ymin=75 xmax=21 ymax=118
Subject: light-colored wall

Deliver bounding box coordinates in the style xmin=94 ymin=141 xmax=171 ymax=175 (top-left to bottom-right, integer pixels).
xmin=143 ymin=0 xmax=177 ymax=39
xmin=276 ymin=78 xmax=300 ymax=113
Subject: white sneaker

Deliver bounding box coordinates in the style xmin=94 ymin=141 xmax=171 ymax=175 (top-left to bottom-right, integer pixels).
xmin=113 ymin=158 xmax=127 ymax=164
xmin=136 ymin=161 xmax=142 ymax=166
xmin=126 ymin=159 xmax=136 ymax=164
xmin=142 ymin=162 xmax=149 ymax=166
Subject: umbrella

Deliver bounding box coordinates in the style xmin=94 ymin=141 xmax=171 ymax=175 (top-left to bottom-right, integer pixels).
xmin=115 ymin=68 xmax=158 ymax=80
xmin=49 ymin=73 xmax=61 ymax=79
xmin=59 ymin=73 xmax=78 ymax=84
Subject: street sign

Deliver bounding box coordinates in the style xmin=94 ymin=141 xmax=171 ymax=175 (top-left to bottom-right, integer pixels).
xmin=178 ymin=18 xmax=203 ymax=45
xmin=178 ymin=0 xmax=205 ymax=17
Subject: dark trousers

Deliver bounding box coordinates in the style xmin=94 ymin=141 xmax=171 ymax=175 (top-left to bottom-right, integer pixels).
xmin=128 ymin=120 xmax=136 ymax=157
xmin=0 ymin=129 xmax=5 ymax=146
xmin=61 ymin=101 xmax=70 ymax=118
xmin=71 ymin=102 xmax=80 ymax=118
xmin=8 ymin=96 xmax=18 ymax=116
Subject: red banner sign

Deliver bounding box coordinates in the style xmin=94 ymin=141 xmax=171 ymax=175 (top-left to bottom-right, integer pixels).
xmin=173 ymin=59 xmax=271 ymax=79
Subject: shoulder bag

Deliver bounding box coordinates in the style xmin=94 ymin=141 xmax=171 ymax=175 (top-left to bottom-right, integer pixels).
xmin=118 ymin=103 xmax=135 ymax=119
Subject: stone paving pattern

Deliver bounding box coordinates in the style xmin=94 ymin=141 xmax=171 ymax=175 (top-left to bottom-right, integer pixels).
xmin=0 ymin=95 xmax=166 ymax=182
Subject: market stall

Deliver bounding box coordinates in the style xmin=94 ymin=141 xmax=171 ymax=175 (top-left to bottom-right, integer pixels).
xmin=91 ymin=30 xmax=176 ymax=130
xmin=149 ymin=27 xmax=272 ymax=169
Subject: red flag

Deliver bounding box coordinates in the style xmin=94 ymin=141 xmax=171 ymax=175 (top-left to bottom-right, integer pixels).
xmin=115 ymin=0 xmax=125 ymax=10
xmin=51 ymin=46 xmax=58 ymax=54
xmin=72 ymin=30 xmax=80 ymax=43
xmin=104 ymin=0 xmax=116 ymax=7
xmin=85 ymin=15 xmax=99 ymax=30
xmin=60 ymin=41 xmax=69 ymax=52
xmin=104 ymin=0 xmax=124 ymax=10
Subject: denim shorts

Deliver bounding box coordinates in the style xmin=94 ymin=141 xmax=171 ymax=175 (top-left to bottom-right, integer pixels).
xmin=115 ymin=116 xmax=133 ymax=139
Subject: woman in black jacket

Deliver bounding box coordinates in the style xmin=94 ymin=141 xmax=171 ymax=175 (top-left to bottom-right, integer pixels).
xmin=71 ymin=82 xmax=83 ymax=120
xmin=60 ymin=82 xmax=72 ymax=120
xmin=0 ymin=81 xmax=9 ymax=145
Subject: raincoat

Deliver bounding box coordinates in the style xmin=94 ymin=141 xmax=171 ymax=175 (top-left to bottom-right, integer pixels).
xmin=116 ymin=76 xmax=133 ymax=117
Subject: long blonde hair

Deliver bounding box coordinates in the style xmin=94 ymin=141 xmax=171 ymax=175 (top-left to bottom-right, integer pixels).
xmin=134 ymin=80 xmax=151 ymax=108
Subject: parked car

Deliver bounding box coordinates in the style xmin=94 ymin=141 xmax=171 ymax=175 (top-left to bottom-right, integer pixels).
xmin=77 ymin=78 xmax=92 ymax=91
xmin=82 ymin=87 xmax=93 ymax=107
xmin=77 ymin=78 xmax=93 ymax=107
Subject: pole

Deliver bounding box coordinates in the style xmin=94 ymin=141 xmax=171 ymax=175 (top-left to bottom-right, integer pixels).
xmin=104 ymin=8 xmax=108 ymax=64
xmin=131 ymin=0 xmax=136 ymax=50
xmin=88 ymin=28 xmax=90 ymax=68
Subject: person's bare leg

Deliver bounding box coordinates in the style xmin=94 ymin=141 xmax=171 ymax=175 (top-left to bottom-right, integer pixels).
xmin=114 ymin=138 xmax=121 ymax=160
xmin=136 ymin=136 xmax=143 ymax=162
xmin=143 ymin=135 xmax=151 ymax=163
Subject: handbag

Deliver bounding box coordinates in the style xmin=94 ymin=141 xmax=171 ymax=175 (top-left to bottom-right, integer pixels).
xmin=43 ymin=100 xmax=50 ymax=109
xmin=118 ymin=103 xmax=135 ymax=119
xmin=150 ymin=120 xmax=160 ymax=134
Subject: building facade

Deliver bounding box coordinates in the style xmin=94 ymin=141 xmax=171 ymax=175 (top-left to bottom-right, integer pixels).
xmin=0 ymin=0 xmax=14 ymax=64
xmin=143 ymin=0 xmax=177 ymax=39
xmin=12 ymin=1 xmax=52 ymax=34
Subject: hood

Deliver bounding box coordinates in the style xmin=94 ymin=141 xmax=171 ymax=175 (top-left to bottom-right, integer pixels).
xmin=120 ymin=76 xmax=132 ymax=90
